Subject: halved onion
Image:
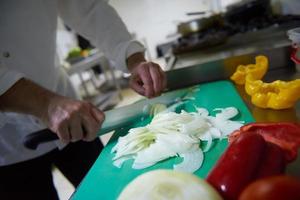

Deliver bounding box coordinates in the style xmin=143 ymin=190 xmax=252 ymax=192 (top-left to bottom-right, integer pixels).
xmin=118 ymin=170 xmax=223 ymax=200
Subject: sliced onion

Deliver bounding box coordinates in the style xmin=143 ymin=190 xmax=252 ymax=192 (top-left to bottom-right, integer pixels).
xmin=174 ymin=148 xmax=204 ymax=173
xmin=214 ymin=107 xmax=239 ymax=120
xmin=196 ymin=108 xmax=209 ymax=117
xmin=210 ymin=118 xmax=243 ymax=136
xmin=113 ymin=156 xmax=132 ymax=168
xmin=133 ymin=140 xmax=176 ymax=169
xmin=112 ymin=106 xmax=244 ymax=172
xmin=157 ymin=134 xmax=198 ymax=154
xmin=201 ymin=133 xmax=213 ymax=152
xmin=209 ymin=127 xmax=222 ymax=138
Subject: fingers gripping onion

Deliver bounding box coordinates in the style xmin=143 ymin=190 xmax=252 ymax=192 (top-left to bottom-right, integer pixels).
xmin=118 ymin=170 xmax=223 ymax=200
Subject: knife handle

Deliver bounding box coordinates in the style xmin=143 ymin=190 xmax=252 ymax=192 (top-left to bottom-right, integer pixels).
xmin=23 ymin=129 xmax=59 ymax=150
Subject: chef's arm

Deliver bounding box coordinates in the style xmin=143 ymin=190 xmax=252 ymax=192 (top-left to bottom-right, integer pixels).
xmin=58 ymin=0 xmax=167 ymax=97
xmin=58 ymin=0 xmax=134 ymax=72
xmin=0 ymin=78 xmax=53 ymax=119
xmin=0 ymin=78 xmax=104 ymax=143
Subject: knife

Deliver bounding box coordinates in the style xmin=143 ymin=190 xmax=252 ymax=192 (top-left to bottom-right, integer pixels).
xmin=23 ymin=55 xmax=231 ymax=150
xmin=23 ymin=88 xmax=188 ymax=150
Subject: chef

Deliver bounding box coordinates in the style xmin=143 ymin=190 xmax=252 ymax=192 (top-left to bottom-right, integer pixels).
xmin=0 ymin=0 xmax=166 ymax=199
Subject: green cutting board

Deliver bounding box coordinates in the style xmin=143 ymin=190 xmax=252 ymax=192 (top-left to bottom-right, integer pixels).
xmin=71 ymin=80 xmax=255 ymax=200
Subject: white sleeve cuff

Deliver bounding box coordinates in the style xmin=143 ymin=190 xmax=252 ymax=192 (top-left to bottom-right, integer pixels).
xmin=111 ymin=40 xmax=145 ymax=73
xmin=126 ymin=41 xmax=146 ymax=58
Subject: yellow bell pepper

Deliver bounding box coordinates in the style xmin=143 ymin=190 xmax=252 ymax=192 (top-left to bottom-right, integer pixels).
xmin=245 ymin=75 xmax=300 ymax=109
xmin=230 ymin=55 xmax=268 ymax=85
xmin=231 ymin=55 xmax=300 ymax=109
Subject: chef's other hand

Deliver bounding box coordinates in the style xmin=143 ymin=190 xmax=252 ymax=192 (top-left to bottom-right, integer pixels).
xmin=127 ymin=53 xmax=167 ymax=98
xmin=43 ymin=96 xmax=105 ymax=143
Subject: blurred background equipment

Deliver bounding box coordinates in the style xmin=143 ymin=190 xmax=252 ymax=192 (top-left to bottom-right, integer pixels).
xmin=174 ymin=0 xmax=299 ymax=53
xmin=155 ymin=0 xmax=300 ymax=69
xmin=57 ymin=22 xmax=126 ymax=111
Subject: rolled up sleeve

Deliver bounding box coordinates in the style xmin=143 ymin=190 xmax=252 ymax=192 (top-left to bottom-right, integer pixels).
xmin=126 ymin=41 xmax=146 ymax=60
xmin=58 ymin=0 xmax=145 ymax=72
xmin=0 ymin=112 xmax=6 ymax=129
xmin=0 ymin=66 xmax=25 ymax=128
xmin=0 ymin=66 xmax=24 ymax=96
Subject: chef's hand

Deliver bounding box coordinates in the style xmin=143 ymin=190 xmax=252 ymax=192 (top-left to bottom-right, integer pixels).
xmin=0 ymin=78 xmax=104 ymax=144
xmin=127 ymin=53 xmax=167 ymax=98
xmin=43 ymin=96 xmax=105 ymax=143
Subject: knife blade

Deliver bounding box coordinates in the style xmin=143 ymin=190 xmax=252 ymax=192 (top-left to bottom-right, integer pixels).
xmin=23 ymin=88 xmax=188 ymax=150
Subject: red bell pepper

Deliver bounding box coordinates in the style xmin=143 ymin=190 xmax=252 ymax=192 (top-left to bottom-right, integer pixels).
xmin=206 ymin=132 xmax=267 ymax=200
xmin=255 ymin=142 xmax=286 ymax=179
xmin=229 ymin=122 xmax=300 ymax=162
xmin=207 ymin=131 xmax=286 ymax=200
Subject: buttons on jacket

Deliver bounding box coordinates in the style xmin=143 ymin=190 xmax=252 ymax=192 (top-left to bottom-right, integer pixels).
xmin=2 ymin=52 xmax=10 ymax=58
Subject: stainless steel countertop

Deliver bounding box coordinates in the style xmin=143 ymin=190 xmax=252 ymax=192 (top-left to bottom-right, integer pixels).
xmin=169 ymin=22 xmax=300 ymax=70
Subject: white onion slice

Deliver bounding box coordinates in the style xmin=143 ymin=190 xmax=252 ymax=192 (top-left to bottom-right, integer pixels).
xmin=196 ymin=108 xmax=209 ymax=117
xmin=201 ymin=133 xmax=213 ymax=152
xmin=157 ymin=134 xmax=198 ymax=154
xmin=174 ymin=148 xmax=204 ymax=173
xmin=209 ymin=127 xmax=222 ymax=138
xmin=214 ymin=107 xmax=239 ymax=120
xmin=113 ymin=156 xmax=132 ymax=168
xmin=210 ymin=118 xmax=243 ymax=136
xmin=133 ymin=140 xmax=176 ymax=169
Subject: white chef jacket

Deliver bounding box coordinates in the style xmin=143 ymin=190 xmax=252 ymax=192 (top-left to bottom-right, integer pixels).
xmin=0 ymin=0 xmax=145 ymax=166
